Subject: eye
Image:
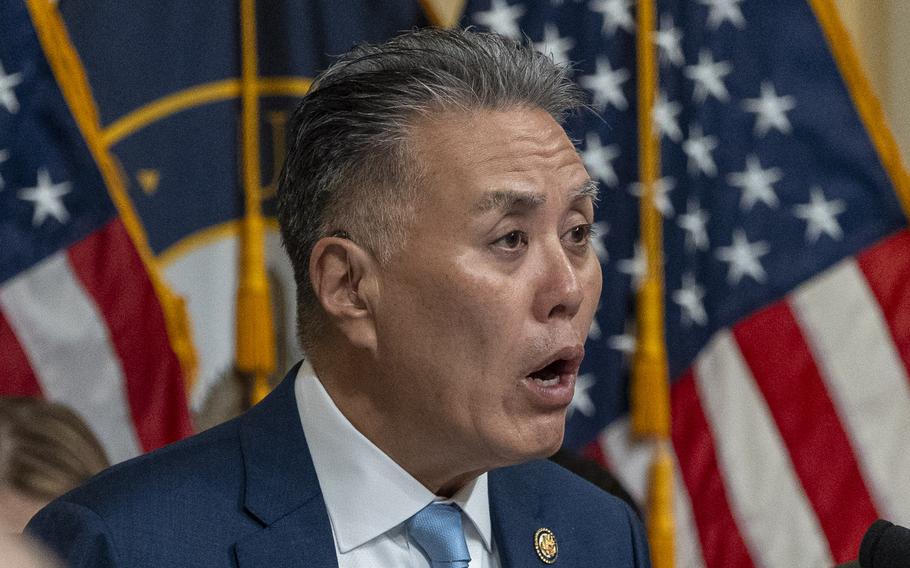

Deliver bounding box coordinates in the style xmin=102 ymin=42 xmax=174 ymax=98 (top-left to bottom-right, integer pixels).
xmin=493 ymin=230 xmax=529 ymax=252
xmin=564 ymin=223 xmax=593 ymax=247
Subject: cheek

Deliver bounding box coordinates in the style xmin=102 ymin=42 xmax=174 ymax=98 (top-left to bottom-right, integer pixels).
xmin=436 ymin=286 xmax=522 ymax=371
xmin=382 ymin=260 xmax=521 ymax=365
xmin=581 ymin=259 xmax=603 ymax=313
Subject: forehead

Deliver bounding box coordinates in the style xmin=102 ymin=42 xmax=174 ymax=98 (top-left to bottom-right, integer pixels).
xmin=408 ymin=107 xmax=589 ymax=213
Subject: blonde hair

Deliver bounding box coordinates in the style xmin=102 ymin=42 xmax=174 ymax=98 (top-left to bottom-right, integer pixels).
xmin=0 ymin=398 xmax=109 ymax=502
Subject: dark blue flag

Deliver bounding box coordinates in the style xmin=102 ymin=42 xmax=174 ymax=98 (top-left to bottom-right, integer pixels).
xmin=465 ymin=0 xmax=910 ymax=565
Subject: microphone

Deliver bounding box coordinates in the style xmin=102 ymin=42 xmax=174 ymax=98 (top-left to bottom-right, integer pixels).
xmin=858 ymin=519 xmax=910 ymax=568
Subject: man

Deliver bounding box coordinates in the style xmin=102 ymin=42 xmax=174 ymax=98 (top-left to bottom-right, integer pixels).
xmin=28 ymin=28 xmax=650 ymax=567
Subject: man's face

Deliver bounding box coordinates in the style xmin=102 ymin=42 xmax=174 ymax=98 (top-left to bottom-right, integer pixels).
xmin=371 ymin=107 xmax=602 ymax=475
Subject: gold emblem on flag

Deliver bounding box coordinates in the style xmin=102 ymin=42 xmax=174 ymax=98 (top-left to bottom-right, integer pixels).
xmin=534 ymin=527 xmax=558 ymax=564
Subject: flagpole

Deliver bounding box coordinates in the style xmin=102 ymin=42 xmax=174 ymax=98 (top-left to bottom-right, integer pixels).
xmin=633 ymin=0 xmax=674 ymax=566
xmin=237 ymin=0 xmax=276 ymax=404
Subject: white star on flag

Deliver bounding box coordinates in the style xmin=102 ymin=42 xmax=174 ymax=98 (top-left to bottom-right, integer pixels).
xmin=793 ymin=186 xmax=847 ymax=243
xmin=654 ymin=14 xmax=685 ymax=67
xmin=727 ymin=154 xmax=783 ymax=210
xmin=617 ymin=242 xmax=647 ymax=290
xmin=580 ymin=57 xmax=630 ymax=112
xmin=685 ymin=50 xmax=733 ymax=103
xmin=534 ymin=24 xmax=575 ymax=68
xmin=630 ymin=176 xmax=676 ymax=218
xmin=715 ymin=229 xmax=770 ymax=285
xmin=588 ymin=315 xmax=602 ymax=340
xmin=18 ymin=168 xmax=72 ymax=226
xmin=677 ymin=198 xmax=710 ymax=252
xmin=743 ymin=81 xmax=797 ymax=137
xmin=698 ymin=0 xmax=746 ymax=30
xmin=673 ymin=273 xmax=708 ymax=327
xmin=608 ymin=318 xmax=637 ymax=355
xmin=588 ymin=0 xmax=635 ymax=36
xmin=591 ymin=220 xmax=610 ymax=262
xmin=683 ymin=123 xmax=719 ymax=177
xmin=0 ymin=60 xmax=24 ymax=114
xmin=0 ymin=148 xmax=8 ymax=190
xmin=582 ymin=132 xmax=621 ymax=188
xmin=473 ymin=0 xmax=526 ymax=39
xmin=653 ymin=92 xmax=683 ymax=142
xmin=569 ymin=373 xmax=597 ymax=417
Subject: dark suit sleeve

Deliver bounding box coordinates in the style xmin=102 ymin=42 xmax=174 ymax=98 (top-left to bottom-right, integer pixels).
xmin=625 ymin=501 xmax=653 ymax=568
xmin=26 ymin=500 xmax=121 ymax=568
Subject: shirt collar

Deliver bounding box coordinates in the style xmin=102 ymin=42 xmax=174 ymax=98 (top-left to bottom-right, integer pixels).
xmin=294 ymin=365 xmax=493 ymax=553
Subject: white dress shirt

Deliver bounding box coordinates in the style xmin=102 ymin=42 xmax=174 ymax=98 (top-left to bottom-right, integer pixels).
xmin=295 ymin=367 xmax=502 ymax=568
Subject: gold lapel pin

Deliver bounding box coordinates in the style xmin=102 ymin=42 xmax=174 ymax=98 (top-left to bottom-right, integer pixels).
xmin=534 ymin=527 xmax=558 ymax=564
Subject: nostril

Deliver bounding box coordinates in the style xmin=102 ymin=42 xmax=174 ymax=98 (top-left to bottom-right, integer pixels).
xmin=547 ymin=304 xmax=570 ymax=320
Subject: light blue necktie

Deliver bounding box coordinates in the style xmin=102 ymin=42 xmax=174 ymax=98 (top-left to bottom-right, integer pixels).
xmin=407 ymin=503 xmax=472 ymax=567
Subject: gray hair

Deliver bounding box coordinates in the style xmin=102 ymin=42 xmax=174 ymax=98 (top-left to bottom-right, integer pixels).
xmin=276 ymin=27 xmax=585 ymax=351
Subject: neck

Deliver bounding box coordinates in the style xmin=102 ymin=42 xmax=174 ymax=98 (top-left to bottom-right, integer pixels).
xmin=309 ymin=345 xmax=488 ymax=496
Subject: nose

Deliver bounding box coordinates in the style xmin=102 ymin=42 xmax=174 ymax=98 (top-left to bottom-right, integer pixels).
xmin=532 ymin=241 xmax=587 ymax=322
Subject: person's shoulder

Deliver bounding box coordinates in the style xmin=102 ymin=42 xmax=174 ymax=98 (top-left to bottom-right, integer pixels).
xmin=495 ymin=458 xmax=632 ymax=517
xmin=491 ymin=459 xmax=651 ymax=567
xmin=27 ymin=416 xmax=256 ymax=567
xmin=51 ymin=415 xmax=245 ymax=518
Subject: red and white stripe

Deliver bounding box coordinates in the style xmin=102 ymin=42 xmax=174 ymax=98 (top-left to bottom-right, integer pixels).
xmin=792 ymin=253 xmax=910 ymax=526
xmin=600 ymin=418 xmax=707 ymax=568
xmin=598 ymin=229 xmax=910 ymax=567
xmin=0 ymin=219 xmax=193 ymax=464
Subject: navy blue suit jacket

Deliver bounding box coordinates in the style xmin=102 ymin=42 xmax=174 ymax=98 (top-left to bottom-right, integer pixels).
xmin=28 ymin=365 xmax=651 ymax=567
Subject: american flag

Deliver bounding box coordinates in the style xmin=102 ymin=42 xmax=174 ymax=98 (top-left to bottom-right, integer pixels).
xmin=0 ymin=1 xmax=193 ymax=463
xmin=465 ymin=0 xmax=910 ymax=566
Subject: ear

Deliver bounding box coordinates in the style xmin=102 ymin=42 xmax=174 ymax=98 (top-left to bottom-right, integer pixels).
xmin=308 ymin=237 xmax=378 ymax=351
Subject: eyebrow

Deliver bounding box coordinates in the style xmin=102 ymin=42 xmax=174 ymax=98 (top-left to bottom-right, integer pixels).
xmin=576 ymin=179 xmax=601 ymax=203
xmin=472 ymin=179 xmax=600 ymax=214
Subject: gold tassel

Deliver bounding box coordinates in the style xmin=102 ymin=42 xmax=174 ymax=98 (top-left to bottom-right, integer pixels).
xmin=631 ymin=350 xmax=670 ymax=437
xmin=647 ymin=443 xmax=675 ymax=568
xmin=631 ymin=281 xmax=670 ymax=438
xmin=234 ymin=218 xmax=276 ymax=404
xmin=163 ymin=290 xmax=198 ymax=392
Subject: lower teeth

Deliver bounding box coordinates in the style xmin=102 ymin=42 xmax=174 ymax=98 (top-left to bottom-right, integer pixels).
xmin=534 ymin=376 xmax=559 ymax=387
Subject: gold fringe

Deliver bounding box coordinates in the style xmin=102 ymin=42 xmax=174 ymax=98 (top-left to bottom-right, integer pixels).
xmin=631 ymin=280 xmax=670 ymax=437
xmin=807 ymin=0 xmax=910 ymax=222
xmin=25 ymin=0 xmax=198 ymax=390
xmin=647 ymin=443 xmax=676 ymax=568
xmin=236 ymin=0 xmax=276 ymax=404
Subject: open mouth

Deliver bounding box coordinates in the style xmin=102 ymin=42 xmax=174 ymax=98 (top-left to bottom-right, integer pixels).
xmin=527 ymin=358 xmax=571 ymax=387
xmin=525 ymin=346 xmax=584 ymax=388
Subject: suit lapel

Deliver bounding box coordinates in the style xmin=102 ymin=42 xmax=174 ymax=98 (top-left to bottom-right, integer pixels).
xmin=489 ymin=466 xmax=546 ymax=568
xmin=233 ymin=364 xmax=339 ymax=568
xmin=234 ymin=497 xmax=338 ymax=568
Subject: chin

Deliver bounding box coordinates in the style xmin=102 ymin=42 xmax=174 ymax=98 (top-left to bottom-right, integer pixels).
xmin=495 ymin=417 xmax=567 ymax=466
xmin=535 ymin=431 xmax=567 ymax=459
